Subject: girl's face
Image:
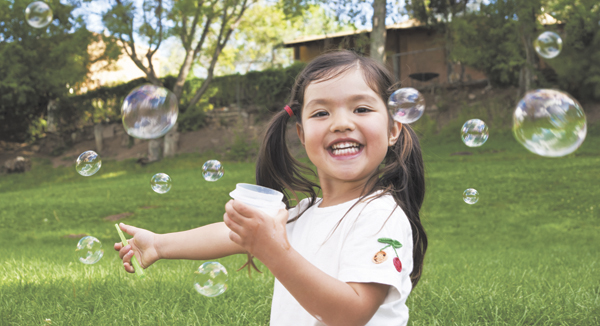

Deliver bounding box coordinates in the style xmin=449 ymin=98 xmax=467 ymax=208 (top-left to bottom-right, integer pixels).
xmin=297 ymin=67 xmax=401 ymax=187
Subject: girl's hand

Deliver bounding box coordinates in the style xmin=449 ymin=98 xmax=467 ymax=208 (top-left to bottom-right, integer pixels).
xmin=223 ymin=200 xmax=290 ymax=262
xmin=113 ymin=223 xmax=160 ymax=273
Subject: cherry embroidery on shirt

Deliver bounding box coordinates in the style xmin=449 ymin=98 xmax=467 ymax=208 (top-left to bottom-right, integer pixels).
xmin=372 ymin=250 xmax=388 ymax=264
xmin=376 ymin=238 xmax=403 ymax=272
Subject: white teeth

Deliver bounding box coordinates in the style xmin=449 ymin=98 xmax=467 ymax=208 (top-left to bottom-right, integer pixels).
xmin=332 ymin=146 xmax=359 ymax=156
xmin=331 ymin=141 xmax=360 ymax=150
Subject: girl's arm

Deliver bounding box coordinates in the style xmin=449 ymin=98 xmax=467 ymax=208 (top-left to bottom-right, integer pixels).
xmin=269 ymin=246 xmax=389 ymax=326
xmin=115 ymin=221 xmax=247 ymax=273
xmin=224 ymin=200 xmax=389 ymax=326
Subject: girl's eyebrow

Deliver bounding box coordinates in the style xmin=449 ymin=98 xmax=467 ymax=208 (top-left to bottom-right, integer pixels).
xmin=305 ymin=94 xmax=379 ymax=109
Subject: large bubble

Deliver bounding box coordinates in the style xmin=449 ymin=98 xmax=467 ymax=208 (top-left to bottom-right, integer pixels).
xmin=193 ymin=262 xmax=228 ymax=297
xmin=387 ymin=87 xmax=426 ymax=124
xmin=461 ymin=119 xmax=488 ymax=147
xmin=463 ymin=188 xmax=479 ymax=205
xmin=513 ymin=89 xmax=586 ymax=157
xmin=25 ymin=1 xmax=53 ymax=29
xmin=202 ymin=160 xmax=224 ymax=182
xmin=122 ymin=85 xmax=178 ymax=139
xmin=76 ymin=151 xmax=102 ymax=176
xmin=150 ymin=173 xmax=172 ymax=194
xmin=534 ymin=31 xmax=563 ymax=59
xmin=76 ymin=236 xmax=104 ymax=264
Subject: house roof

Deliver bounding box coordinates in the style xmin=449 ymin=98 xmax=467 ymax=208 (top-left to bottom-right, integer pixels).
xmin=284 ymin=13 xmax=562 ymax=48
xmin=283 ymin=19 xmax=423 ymax=47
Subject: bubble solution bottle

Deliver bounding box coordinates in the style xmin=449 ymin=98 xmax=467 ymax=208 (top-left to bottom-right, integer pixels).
xmin=229 ymin=183 xmax=286 ymax=217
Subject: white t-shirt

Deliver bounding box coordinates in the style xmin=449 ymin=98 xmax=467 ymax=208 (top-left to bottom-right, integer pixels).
xmin=270 ymin=192 xmax=414 ymax=326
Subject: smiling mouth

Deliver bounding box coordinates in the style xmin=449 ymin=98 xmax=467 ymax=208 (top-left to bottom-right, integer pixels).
xmin=329 ymin=141 xmax=363 ymax=156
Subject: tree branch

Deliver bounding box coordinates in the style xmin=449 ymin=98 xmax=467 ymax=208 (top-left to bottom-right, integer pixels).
xmin=186 ymin=0 xmax=250 ymax=109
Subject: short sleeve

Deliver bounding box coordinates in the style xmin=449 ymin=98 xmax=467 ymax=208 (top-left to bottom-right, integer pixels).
xmin=337 ymin=203 xmax=414 ymax=301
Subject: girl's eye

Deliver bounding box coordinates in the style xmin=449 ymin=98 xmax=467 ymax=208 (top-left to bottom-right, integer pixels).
xmin=355 ymin=107 xmax=371 ymax=113
xmin=311 ymin=111 xmax=329 ymax=118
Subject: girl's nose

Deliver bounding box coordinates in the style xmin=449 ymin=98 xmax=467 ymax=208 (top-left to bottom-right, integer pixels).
xmin=330 ymin=110 xmax=356 ymax=133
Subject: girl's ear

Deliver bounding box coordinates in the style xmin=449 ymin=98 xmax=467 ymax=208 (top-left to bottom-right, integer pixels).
xmin=296 ymin=123 xmax=305 ymax=146
xmin=388 ymin=120 xmax=402 ymax=146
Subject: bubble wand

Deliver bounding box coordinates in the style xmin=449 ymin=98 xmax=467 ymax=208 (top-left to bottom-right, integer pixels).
xmin=115 ymin=224 xmax=146 ymax=279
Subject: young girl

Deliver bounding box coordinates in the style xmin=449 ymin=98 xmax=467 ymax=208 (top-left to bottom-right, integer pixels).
xmin=115 ymin=50 xmax=427 ymax=326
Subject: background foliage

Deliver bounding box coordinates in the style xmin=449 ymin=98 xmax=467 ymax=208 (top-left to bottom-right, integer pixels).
xmin=56 ymin=62 xmax=305 ymax=136
xmin=0 ymin=0 xmax=118 ymax=142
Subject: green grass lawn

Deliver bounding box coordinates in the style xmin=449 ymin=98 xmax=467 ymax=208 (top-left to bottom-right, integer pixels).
xmin=1 ymin=124 xmax=599 ymax=325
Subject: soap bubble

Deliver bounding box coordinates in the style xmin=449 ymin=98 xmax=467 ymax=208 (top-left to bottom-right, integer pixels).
xmin=461 ymin=119 xmax=488 ymax=147
xmin=76 ymin=236 xmax=104 ymax=264
xmin=76 ymin=151 xmax=101 ymax=176
xmin=534 ymin=31 xmax=562 ymax=59
xmin=193 ymin=262 xmax=228 ymax=297
xmin=513 ymin=89 xmax=586 ymax=157
xmin=202 ymin=160 xmax=224 ymax=182
xmin=387 ymin=87 xmax=426 ymax=124
xmin=25 ymin=1 xmax=53 ymax=29
xmin=463 ymin=188 xmax=479 ymax=205
xmin=151 ymin=173 xmax=172 ymax=194
xmin=122 ymin=85 xmax=179 ymax=139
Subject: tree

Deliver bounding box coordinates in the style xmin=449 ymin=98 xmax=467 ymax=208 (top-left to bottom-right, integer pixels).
xmin=370 ymin=0 xmax=386 ymax=64
xmin=447 ymin=0 xmax=525 ymax=87
xmin=0 ymin=0 xmax=114 ymax=142
xmin=543 ymin=0 xmax=600 ymax=100
xmin=102 ymin=0 xmax=252 ymax=159
xmin=405 ymin=0 xmax=472 ymax=83
xmin=515 ymin=0 xmax=542 ymax=96
xmin=280 ymin=0 xmax=395 ymax=63
xmin=214 ymin=1 xmax=351 ymax=74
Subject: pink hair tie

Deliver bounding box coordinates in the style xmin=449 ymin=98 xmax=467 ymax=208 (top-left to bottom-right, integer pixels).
xmin=284 ymin=105 xmax=294 ymax=117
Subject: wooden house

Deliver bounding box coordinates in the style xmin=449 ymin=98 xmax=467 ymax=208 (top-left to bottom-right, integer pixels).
xmin=283 ymin=19 xmax=487 ymax=88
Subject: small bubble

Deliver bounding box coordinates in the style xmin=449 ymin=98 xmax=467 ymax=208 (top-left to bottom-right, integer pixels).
xmin=150 ymin=173 xmax=172 ymax=194
xmin=193 ymin=262 xmax=228 ymax=297
xmin=461 ymin=119 xmax=488 ymax=147
xmin=122 ymin=85 xmax=178 ymax=139
xmin=76 ymin=151 xmax=101 ymax=176
xmin=76 ymin=236 xmax=104 ymax=264
xmin=202 ymin=160 xmax=224 ymax=182
xmin=534 ymin=31 xmax=563 ymax=59
xmin=463 ymin=188 xmax=479 ymax=205
xmin=25 ymin=1 xmax=53 ymax=29
xmin=387 ymin=87 xmax=426 ymax=124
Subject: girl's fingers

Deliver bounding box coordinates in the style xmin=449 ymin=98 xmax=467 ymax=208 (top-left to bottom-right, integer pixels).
xmin=118 ymin=245 xmax=131 ymax=259
xmin=119 ymin=223 xmax=142 ymax=237
xmin=123 ymin=250 xmax=134 ymax=265
xmin=223 ymin=212 xmax=243 ymax=235
xmin=230 ymin=199 xmax=257 ymax=218
xmin=225 ymin=200 xmax=250 ymax=225
xmin=228 ymin=230 xmax=242 ymax=246
xmin=114 ymin=242 xmax=123 ymax=251
xmin=123 ymin=262 xmax=134 ymax=273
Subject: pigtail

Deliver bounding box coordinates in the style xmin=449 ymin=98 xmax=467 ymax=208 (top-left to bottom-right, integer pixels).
xmin=379 ymin=124 xmax=427 ymax=288
xmin=255 ymin=105 xmax=319 ymax=210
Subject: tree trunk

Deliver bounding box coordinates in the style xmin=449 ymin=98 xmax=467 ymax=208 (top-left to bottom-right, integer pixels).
xmin=148 ymin=138 xmax=162 ymax=162
xmin=519 ymin=31 xmax=536 ymax=98
xmin=94 ymin=124 xmax=103 ymax=153
xmin=517 ymin=1 xmax=540 ymax=99
xmin=370 ymin=0 xmax=387 ymax=65
xmin=46 ymin=99 xmax=58 ymax=133
xmin=163 ymin=123 xmax=179 ymax=157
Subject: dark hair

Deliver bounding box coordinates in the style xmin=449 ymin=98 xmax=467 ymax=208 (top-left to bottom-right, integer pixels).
xmin=255 ymin=50 xmax=427 ymax=288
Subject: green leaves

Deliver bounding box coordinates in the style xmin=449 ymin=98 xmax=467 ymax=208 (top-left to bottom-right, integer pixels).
xmin=377 ymin=237 xmax=403 ymax=249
